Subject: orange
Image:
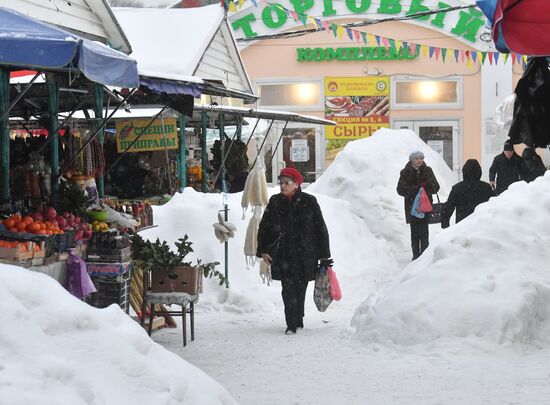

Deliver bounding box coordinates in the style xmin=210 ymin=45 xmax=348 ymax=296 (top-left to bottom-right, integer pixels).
xmin=16 ymin=222 xmax=27 ymax=232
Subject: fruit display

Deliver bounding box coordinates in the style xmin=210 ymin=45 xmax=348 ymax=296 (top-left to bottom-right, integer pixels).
xmin=91 ymin=221 xmax=110 ymax=232
xmin=1 ymin=206 xmax=93 ymax=241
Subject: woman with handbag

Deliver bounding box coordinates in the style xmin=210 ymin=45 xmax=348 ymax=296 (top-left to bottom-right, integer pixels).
xmin=257 ymin=167 xmax=331 ymax=335
xmin=397 ymin=151 xmax=440 ymax=260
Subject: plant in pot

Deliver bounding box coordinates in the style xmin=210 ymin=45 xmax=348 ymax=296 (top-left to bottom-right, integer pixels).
xmin=131 ymin=234 xmax=224 ymax=294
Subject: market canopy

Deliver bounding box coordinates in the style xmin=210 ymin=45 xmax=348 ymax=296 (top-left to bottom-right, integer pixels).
xmin=477 ymin=0 xmax=550 ymax=55
xmin=0 ymin=7 xmax=139 ymax=88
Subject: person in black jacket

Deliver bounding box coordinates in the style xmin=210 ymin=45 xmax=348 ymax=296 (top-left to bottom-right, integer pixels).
xmin=441 ymin=159 xmax=495 ymax=229
xmin=257 ymin=167 xmax=331 ymax=335
xmin=397 ymin=151 xmax=440 ymax=260
xmin=520 ymin=147 xmax=546 ymax=183
xmin=489 ymin=141 xmax=522 ymax=194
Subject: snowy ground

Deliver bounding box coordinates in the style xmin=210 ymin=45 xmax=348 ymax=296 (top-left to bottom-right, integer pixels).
xmin=2 ymin=129 xmax=550 ymax=404
xmin=145 ymin=130 xmax=550 ymax=404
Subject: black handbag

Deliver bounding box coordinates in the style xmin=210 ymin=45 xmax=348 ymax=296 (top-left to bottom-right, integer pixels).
xmin=428 ymin=194 xmax=444 ymax=224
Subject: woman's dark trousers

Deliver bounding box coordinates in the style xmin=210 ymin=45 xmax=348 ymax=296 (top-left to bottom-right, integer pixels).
xmin=410 ymin=217 xmax=429 ymax=259
xmin=281 ymin=277 xmax=308 ymax=330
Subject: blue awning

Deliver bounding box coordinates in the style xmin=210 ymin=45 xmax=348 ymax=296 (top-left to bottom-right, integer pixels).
xmin=0 ymin=7 xmax=139 ymax=88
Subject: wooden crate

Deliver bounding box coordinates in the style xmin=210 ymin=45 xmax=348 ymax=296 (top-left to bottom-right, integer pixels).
xmin=151 ymin=266 xmax=202 ymax=294
xmin=0 ymin=242 xmax=33 ymax=261
xmin=33 ymin=241 xmax=46 ymax=259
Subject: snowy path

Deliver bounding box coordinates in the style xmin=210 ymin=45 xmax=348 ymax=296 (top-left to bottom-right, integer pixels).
xmin=152 ymin=281 xmax=550 ymax=405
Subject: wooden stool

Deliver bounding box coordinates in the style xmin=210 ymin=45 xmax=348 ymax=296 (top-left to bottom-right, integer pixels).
xmin=141 ymin=292 xmax=199 ymax=346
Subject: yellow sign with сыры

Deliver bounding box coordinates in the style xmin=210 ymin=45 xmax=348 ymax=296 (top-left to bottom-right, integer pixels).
xmin=324 ymin=76 xmax=390 ymax=142
xmin=115 ymin=117 xmax=179 ymax=153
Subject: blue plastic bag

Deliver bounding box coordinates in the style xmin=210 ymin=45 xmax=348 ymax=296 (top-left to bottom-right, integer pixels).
xmin=411 ymin=188 xmax=425 ymax=219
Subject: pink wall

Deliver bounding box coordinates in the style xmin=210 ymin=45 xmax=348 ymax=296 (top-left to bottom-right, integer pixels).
xmin=241 ymin=20 xmax=483 ymax=163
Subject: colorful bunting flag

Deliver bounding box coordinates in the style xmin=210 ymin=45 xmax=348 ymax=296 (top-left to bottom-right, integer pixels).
xmin=337 ymin=25 xmax=344 ymax=40
xmin=259 ymin=4 xmax=520 ymax=67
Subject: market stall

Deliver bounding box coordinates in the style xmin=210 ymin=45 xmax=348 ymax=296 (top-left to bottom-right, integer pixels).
xmin=0 ymin=7 xmax=141 ymax=313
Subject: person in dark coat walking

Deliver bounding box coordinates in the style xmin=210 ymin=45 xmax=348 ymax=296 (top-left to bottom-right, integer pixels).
xmin=257 ymin=167 xmax=331 ymax=335
xmin=397 ymin=151 xmax=440 ymax=260
xmin=441 ymin=159 xmax=495 ymax=229
xmin=520 ymin=147 xmax=546 ymax=183
xmin=489 ymin=141 xmax=522 ymax=194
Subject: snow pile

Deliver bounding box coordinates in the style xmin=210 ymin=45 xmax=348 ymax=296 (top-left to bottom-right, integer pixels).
xmin=352 ymin=173 xmax=550 ymax=347
xmin=309 ymin=129 xmax=456 ymax=255
xmin=0 ymin=266 xmax=236 ymax=405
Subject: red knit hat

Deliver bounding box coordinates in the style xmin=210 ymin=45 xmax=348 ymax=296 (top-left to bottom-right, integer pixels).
xmin=279 ymin=167 xmax=303 ymax=185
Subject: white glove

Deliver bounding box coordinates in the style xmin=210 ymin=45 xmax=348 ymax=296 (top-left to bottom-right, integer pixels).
xmin=213 ymin=212 xmax=237 ymax=243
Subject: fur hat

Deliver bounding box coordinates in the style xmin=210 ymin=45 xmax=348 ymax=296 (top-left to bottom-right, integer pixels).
xmin=279 ymin=167 xmax=303 ymax=185
xmin=409 ymin=151 xmax=425 ymax=161
xmin=503 ymin=141 xmax=514 ymax=152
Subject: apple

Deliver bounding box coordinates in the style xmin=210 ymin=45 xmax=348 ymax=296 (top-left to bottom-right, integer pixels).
xmin=44 ymin=207 xmax=57 ymax=221
xmin=31 ymin=212 xmax=43 ymax=221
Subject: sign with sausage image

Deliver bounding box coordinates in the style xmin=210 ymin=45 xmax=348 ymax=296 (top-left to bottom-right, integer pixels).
xmin=324 ymin=77 xmax=390 ymax=159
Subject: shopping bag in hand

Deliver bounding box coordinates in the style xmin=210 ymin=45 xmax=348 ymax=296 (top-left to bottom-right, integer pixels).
xmin=314 ymin=264 xmax=332 ymax=312
xmin=411 ymin=188 xmax=425 ymax=219
xmin=327 ymin=267 xmax=342 ymax=301
xmin=418 ymin=187 xmax=433 ymax=213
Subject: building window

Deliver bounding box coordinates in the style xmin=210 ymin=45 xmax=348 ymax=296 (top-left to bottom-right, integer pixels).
xmin=256 ymin=80 xmax=322 ymax=110
xmin=391 ymin=77 xmax=463 ymax=109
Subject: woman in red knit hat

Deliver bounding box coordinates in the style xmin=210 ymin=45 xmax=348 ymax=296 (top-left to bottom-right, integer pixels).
xmin=257 ymin=166 xmax=331 ymax=334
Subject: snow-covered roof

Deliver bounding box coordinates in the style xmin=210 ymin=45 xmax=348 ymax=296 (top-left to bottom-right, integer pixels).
xmin=114 ymin=6 xmax=222 ymax=77
xmin=0 ymin=0 xmax=132 ymax=54
xmin=113 ymin=6 xmax=253 ymax=94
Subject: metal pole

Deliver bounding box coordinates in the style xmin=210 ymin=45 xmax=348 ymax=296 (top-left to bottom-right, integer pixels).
xmin=63 ymin=88 xmax=137 ymax=175
xmin=160 ymin=114 xmax=173 ymax=194
xmin=93 ymin=83 xmax=105 ymax=197
xmin=219 ymin=113 xmax=229 ymax=288
xmin=250 ymin=119 xmax=274 ymax=170
xmin=178 ymin=113 xmax=186 ymax=192
xmin=0 ymin=68 xmax=10 ymax=202
xmin=201 ymin=111 xmax=207 ymax=192
xmin=0 ymin=72 xmax=40 ymax=123
xmin=243 ymin=118 xmax=259 ymax=153
xmin=47 ymin=74 xmax=60 ymax=201
xmin=268 ymin=120 xmax=289 ymax=165
xmin=236 ymin=116 xmax=242 ymax=141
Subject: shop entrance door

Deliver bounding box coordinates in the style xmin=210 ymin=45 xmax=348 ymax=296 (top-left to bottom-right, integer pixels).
xmin=272 ymin=124 xmax=321 ymax=186
xmin=394 ymin=120 xmax=460 ymax=176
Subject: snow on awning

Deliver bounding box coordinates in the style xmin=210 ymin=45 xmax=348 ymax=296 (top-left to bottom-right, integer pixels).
xmin=0 ymin=7 xmax=139 ymax=88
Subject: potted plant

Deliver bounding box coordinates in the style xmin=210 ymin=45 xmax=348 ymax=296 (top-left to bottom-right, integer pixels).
xmin=130 ymin=234 xmax=223 ymax=293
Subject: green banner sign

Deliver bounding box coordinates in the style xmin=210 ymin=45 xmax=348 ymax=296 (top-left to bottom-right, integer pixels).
xmin=297 ymin=46 xmax=418 ymax=62
xmin=232 ymin=0 xmax=486 ymax=44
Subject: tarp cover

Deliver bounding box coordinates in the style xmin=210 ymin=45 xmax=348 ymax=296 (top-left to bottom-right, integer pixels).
xmin=0 ymin=7 xmax=139 ymax=88
xmin=477 ymin=0 xmax=550 ymax=55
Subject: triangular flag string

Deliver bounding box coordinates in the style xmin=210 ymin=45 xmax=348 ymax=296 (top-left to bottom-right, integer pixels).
xmin=243 ymin=1 xmax=524 ymax=66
